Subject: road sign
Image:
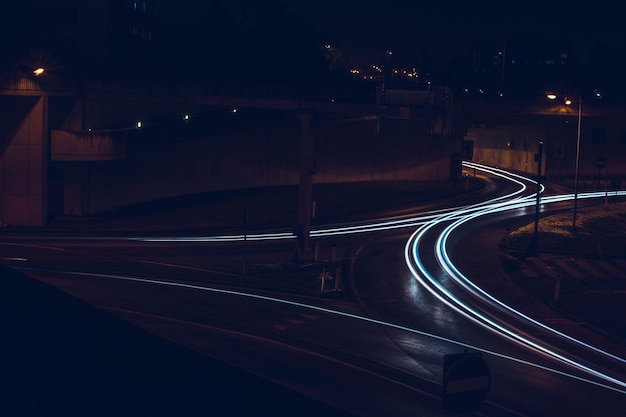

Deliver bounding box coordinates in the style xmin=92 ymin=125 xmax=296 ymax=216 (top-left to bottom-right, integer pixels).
xmin=442 ymin=351 xmax=491 ymax=413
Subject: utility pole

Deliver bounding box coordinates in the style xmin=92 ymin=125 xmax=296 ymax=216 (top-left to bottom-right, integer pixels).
xmin=295 ymin=111 xmax=314 ymax=264
xmin=531 ymin=141 xmax=544 ymax=254
xmin=572 ymin=98 xmax=582 ymax=231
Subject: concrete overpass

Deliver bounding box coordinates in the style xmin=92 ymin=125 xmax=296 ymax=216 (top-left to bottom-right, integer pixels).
xmin=0 ymin=72 xmax=453 ymax=265
xmin=4 ymin=72 xmax=626 ymax=231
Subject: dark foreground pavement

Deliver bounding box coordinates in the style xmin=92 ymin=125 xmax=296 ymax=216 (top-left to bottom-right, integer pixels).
xmin=0 ymin=265 xmax=356 ymax=417
xmin=1 ymin=179 xmax=624 ymax=416
xmin=0 ymin=180 xmax=475 ymax=417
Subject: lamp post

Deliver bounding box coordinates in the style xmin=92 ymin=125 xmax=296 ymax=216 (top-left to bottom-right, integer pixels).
xmin=572 ymin=97 xmax=582 ymax=231
xmin=529 ymin=140 xmax=544 ymax=254
xmin=547 ymin=93 xmax=582 ymax=231
xmin=534 ymin=141 xmax=543 ymax=238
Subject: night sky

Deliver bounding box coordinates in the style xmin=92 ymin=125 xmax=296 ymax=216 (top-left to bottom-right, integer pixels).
xmin=153 ymin=0 xmax=625 ymax=66
xmin=0 ymin=0 xmax=622 ymax=93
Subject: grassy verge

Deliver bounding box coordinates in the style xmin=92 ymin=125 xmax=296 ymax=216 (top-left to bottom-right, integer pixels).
xmin=502 ymin=202 xmax=626 ymax=341
xmin=502 ymin=203 xmax=626 ymax=257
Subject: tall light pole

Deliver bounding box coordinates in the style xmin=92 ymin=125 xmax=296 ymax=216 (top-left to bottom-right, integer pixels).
xmin=547 ymin=93 xmax=582 ymax=231
xmin=533 ymin=141 xmax=544 ymax=242
xmin=572 ymin=97 xmax=582 ymax=231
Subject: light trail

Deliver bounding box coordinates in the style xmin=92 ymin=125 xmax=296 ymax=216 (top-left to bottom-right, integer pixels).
xmin=435 ymin=199 xmax=626 ymax=365
xmin=404 ymin=163 xmax=626 ymax=392
xmin=10 ymin=161 xmax=626 ymax=395
xmin=406 ymin=207 xmax=626 ymax=391
xmin=18 ymin=266 xmax=626 ymax=395
xmin=133 ymin=162 xmax=530 ymax=243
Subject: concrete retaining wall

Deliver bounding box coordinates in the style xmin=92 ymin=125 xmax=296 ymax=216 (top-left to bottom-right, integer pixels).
xmin=58 ymin=116 xmax=456 ymax=215
xmin=0 ymin=97 xmax=48 ymax=226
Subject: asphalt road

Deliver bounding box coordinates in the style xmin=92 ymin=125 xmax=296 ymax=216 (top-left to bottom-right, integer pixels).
xmin=0 ymin=264 xmax=366 ymax=417
xmin=1 ymin=166 xmax=625 ymax=416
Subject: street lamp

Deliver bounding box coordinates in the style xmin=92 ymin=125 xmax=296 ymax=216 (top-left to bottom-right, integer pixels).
xmin=547 ymin=93 xmax=582 ymax=231
xmin=533 ymin=141 xmax=544 ymax=248
xmin=572 ymin=97 xmax=582 ymax=231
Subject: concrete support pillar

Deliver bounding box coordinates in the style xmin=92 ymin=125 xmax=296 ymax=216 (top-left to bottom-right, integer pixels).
xmin=0 ymin=96 xmax=48 ymax=226
xmin=295 ymin=111 xmax=314 ymax=263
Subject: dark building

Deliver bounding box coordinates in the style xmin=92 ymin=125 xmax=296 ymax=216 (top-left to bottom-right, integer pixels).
xmin=0 ymin=0 xmax=154 ymax=76
xmin=462 ymin=37 xmax=577 ymax=100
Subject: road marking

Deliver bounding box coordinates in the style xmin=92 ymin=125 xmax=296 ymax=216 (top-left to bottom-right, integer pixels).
xmin=589 ymin=260 xmax=626 ymax=279
xmin=518 ymin=262 xmax=540 ymax=278
xmin=0 ymin=242 xmax=66 ymax=251
xmin=137 ymin=259 xmax=245 ymax=278
xmin=552 ymin=260 xmax=585 ymax=278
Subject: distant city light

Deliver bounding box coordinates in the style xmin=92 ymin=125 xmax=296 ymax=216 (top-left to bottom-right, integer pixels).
xmin=183 ymin=114 xmax=190 ymax=120
xmin=136 ymin=121 xmax=142 ymax=128
xmin=231 ymin=108 xmax=238 ymax=113
xmin=33 ymin=67 xmax=45 ymax=76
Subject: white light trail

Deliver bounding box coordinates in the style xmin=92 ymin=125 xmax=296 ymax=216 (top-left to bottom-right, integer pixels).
xmin=436 ymin=200 xmax=626 ymax=364
xmin=14 ymin=161 xmax=626 ymax=394
xmin=133 ymin=162 xmax=530 ymax=243
xmin=404 ymin=164 xmax=626 ymax=392
xmin=19 ymin=266 xmax=626 ymax=395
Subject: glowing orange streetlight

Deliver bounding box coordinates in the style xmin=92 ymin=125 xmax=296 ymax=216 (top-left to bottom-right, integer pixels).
xmin=33 ymin=67 xmax=45 ymax=76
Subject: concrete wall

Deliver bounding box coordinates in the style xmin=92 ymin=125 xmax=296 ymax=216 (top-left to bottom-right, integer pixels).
xmin=468 ymin=125 xmax=546 ymax=176
xmin=0 ymin=97 xmax=48 ymax=226
xmin=57 ymin=115 xmax=456 ymax=215
xmin=52 ymin=130 xmax=123 ymax=161
xmin=467 ymin=120 xmax=626 ymax=183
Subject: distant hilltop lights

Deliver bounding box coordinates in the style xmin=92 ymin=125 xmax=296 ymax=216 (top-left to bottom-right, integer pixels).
xmin=349 ymin=65 xmax=419 ymax=82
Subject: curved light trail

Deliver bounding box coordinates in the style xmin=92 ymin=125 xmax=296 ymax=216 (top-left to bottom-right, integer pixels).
xmin=18 ymin=266 xmax=626 ymax=395
xmin=133 ymin=162 xmax=530 ymax=243
xmin=404 ymin=163 xmax=626 ymax=392
xmin=10 ymin=161 xmax=626 ymax=396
